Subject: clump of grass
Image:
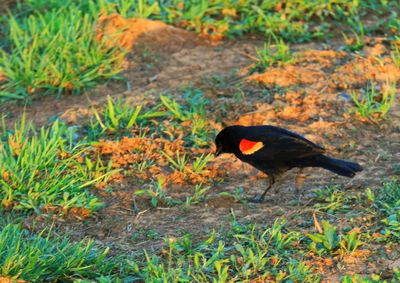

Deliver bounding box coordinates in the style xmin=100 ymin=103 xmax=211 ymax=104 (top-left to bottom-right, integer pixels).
xmin=307 ymin=220 xmax=363 ymax=256
xmin=88 ymin=90 xmax=214 ymax=147
xmin=191 ymin=153 xmax=213 ymax=174
xmin=0 ymin=5 xmax=125 ymax=100
xmin=184 ymin=183 xmax=210 ymax=206
xmin=88 ymin=95 xmax=167 ymax=140
xmin=343 ymin=18 xmax=366 ymax=52
xmin=0 ymin=116 xmax=107 ymax=214
xmin=252 ymin=36 xmax=294 ymax=73
xmin=161 ymin=151 xmax=189 ymax=173
xmin=351 ymin=82 xmax=396 ymax=121
xmin=312 ymin=185 xmax=357 ymax=214
xmin=0 ymin=224 xmax=113 ymax=282
xmin=160 ymin=89 xmax=212 ymax=147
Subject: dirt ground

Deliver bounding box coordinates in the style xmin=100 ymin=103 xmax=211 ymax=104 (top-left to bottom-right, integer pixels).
xmin=2 ymin=20 xmax=400 ymax=281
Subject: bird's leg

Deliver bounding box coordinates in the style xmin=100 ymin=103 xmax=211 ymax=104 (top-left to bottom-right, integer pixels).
xmin=296 ymin=168 xmax=305 ymax=205
xmin=251 ymin=175 xmax=275 ymax=203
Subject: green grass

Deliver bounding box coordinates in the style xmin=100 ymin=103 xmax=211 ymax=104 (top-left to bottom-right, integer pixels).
xmin=312 ymin=185 xmax=357 ymax=214
xmin=351 ymin=82 xmax=397 ymax=121
xmin=0 ymin=4 xmax=125 ymax=100
xmin=87 ymin=89 xmax=214 ymax=148
xmin=391 ymin=41 xmax=400 ymax=67
xmin=0 ymin=115 xmax=108 ymax=214
xmin=0 ymin=224 xmax=114 ymax=282
xmin=18 ymin=0 xmax=374 ymax=42
xmin=89 ymin=96 xmax=151 ymax=139
xmin=252 ymin=35 xmax=294 ymax=73
xmin=134 ymin=176 xmax=175 ymax=207
xmin=343 ymin=18 xmax=366 ymax=52
xmin=127 ymin=218 xmax=319 ymax=282
xmin=368 ymin=179 xmax=400 ymax=239
xmin=0 ymin=0 xmax=398 ymax=100
xmin=307 ymin=220 xmax=363 ymax=256
xmin=342 ymin=271 xmax=400 ymax=283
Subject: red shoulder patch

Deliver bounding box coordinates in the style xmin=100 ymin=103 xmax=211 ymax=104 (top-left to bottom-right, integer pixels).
xmin=239 ymin=139 xmax=264 ymax=155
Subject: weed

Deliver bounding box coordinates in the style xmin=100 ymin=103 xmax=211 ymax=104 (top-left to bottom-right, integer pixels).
xmin=185 ymin=184 xmax=210 ymax=206
xmin=339 ymin=231 xmax=364 ymax=254
xmin=146 ymin=229 xmax=160 ymax=240
xmin=307 ymin=220 xmax=363 ymax=256
xmin=312 ymin=185 xmax=354 ymax=213
xmin=134 ymin=177 xmax=175 ymax=207
xmin=351 ymin=82 xmax=396 ymax=121
xmin=219 ymin=187 xmax=247 ymax=203
xmin=88 ymin=97 xmax=167 ymax=140
xmin=87 ymin=91 xmax=213 ymax=147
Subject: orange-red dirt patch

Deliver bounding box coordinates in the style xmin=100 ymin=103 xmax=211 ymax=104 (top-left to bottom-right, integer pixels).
xmin=332 ymin=56 xmax=400 ymax=89
xmin=247 ymin=66 xmax=326 ymax=88
xmin=96 ymin=13 xmax=204 ymax=52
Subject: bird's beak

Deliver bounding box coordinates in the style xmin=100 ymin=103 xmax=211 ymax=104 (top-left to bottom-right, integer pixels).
xmin=215 ymin=146 xmax=222 ymax=157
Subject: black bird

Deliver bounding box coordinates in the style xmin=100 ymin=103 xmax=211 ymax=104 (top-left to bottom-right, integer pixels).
xmin=215 ymin=125 xmax=363 ymax=202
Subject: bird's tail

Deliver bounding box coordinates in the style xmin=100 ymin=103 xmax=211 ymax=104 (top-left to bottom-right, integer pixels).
xmin=314 ymin=155 xmax=363 ymax=177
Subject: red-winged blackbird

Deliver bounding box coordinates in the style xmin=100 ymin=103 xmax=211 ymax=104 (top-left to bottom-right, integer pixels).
xmin=215 ymin=125 xmax=363 ymax=202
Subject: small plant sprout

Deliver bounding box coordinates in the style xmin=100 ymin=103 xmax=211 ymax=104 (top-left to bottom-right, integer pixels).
xmin=339 ymin=230 xmax=363 ymax=255
xmin=219 ymin=187 xmax=247 ymax=203
xmin=134 ymin=176 xmax=175 ymax=208
xmin=161 ymin=151 xmax=189 ymax=173
xmin=343 ymin=19 xmax=366 ymax=52
xmin=191 ymin=153 xmax=213 ymax=174
xmin=185 ymin=184 xmax=210 ymax=206
xmin=90 ymin=96 xmax=142 ymax=138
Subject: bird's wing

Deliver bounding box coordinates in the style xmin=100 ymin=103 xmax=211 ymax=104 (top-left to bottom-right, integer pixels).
xmin=239 ymin=126 xmax=325 ymax=161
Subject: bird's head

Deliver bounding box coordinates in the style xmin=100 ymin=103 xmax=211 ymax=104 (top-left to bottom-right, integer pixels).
xmin=214 ymin=126 xmax=243 ymax=156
